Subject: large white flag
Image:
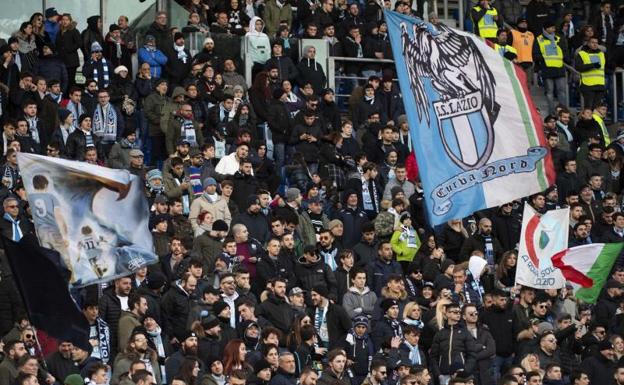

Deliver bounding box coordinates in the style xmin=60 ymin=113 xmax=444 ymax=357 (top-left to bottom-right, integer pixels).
xmin=18 ymin=153 xmax=158 ymax=287
xmin=516 ymin=204 xmax=568 ymax=289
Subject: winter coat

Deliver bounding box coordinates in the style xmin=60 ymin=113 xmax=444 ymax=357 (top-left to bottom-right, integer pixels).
xmin=232 ymin=211 xmax=270 ymax=243
xmin=335 ymin=206 xmax=370 ymax=249
xmin=296 ymin=58 xmax=327 ymax=95
xmin=256 ymin=254 xmax=296 ymax=293
xmin=267 ymin=99 xmax=293 ymax=144
xmin=56 ymin=26 xmax=81 ymax=68
xmin=581 ymin=350 xmax=616 ymax=385
xmin=368 ymin=258 xmax=403 ymax=297
xmin=290 ymin=122 xmax=322 ymax=162
xmin=65 ymin=129 xmax=102 ymax=161
xmin=263 ymin=0 xmax=293 ymax=36
xmin=481 ymin=305 xmax=515 ymax=357
xmin=306 ymin=302 xmax=352 ymax=350
xmin=265 ymin=56 xmax=298 ymax=82
xmin=138 ymin=47 xmax=168 ymax=79
xmin=295 ymin=255 xmax=338 ymax=299
xmin=81 ymin=16 xmax=104 ymax=56
xmin=317 ymin=368 xmax=350 ymax=385
xmin=255 ymin=293 xmax=294 ymax=334
xmin=466 ymin=325 xmax=496 ymax=385
xmin=165 ymin=45 xmax=192 ymax=87
xmin=98 ymin=288 xmax=123 ymax=354
xmin=372 ymin=316 xmax=403 ymax=350
xmin=35 ymin=55 xmax=68 ymax=92
xmin=146 ymin=22 xmax=172 ymax=54
xmin=430 ymin=323 xmax=477 ymax=376
xmin=106 ymin=140 xmax=135 ymax=169
xmin=161 ymin=283 xmax=195 ymax=340
xmin=143 ymin=92 xmax=170 ymax=136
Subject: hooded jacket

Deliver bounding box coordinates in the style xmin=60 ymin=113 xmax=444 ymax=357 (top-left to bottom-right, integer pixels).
xmin=245 ymin=17 xmax=271 ymax=64
xmin=342 ymin=286 xmax=378 ymax=319
xmin=81 ymin=16 xmax=104 ymax=56
xmin=296 ymin=49 xmax=327 ymax=95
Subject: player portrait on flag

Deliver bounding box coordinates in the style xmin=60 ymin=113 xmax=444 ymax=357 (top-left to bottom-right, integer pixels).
xmin=17 ymin=153 xmax=158 ymax=287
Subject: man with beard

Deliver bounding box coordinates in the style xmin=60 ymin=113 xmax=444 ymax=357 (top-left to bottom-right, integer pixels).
xmin=45 ymin=341 xmax=78 ymax=382
xmin=197 ymin=315 xmax=223 ymax=368
xmin=256 ymin=278 xmax=294 ymax=335
xmin=265 ymin=42 xmax=298 ymax=83
xmin=161 ymin=272 xmax=197 ymax=340
xmin=460 ymin=218 xmax=503 ymax=265
xmin=99 ymin=277 xmax=131 ymax=356
xmin=212 ymin=300 xmax=238 ymax=342
xmin=318 ymin=228 xmax=341 ymax=272
xmin=308 ymin=285 xmax=351 ymax=350
xmin=301 ymin=196 xmax=330 ymax=241
xmin=111 ymin=331 xmax=162 ymax=385
xmin=164 ymin=331 xmax=199 ymax=380
xmin=117 ymin=294 xmax=148 ymax=351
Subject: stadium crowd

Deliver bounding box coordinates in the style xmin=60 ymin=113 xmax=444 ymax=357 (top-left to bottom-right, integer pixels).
xmin=1 ymin=2 xmax=624 ymax=385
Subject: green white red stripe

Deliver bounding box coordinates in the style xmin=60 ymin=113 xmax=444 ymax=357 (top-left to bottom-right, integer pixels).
xmin=551 ymin=243 xmax=624 ymax=303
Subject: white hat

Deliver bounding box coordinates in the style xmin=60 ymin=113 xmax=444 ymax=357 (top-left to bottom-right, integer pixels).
xmin=114 ymin=65 xmax=129 ymax=74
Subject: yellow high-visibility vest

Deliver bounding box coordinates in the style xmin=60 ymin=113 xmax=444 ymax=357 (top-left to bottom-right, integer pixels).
xmin=579 ymin=50 xmax=606 ymax=87
xmin=473 ymin=6 xmax=498 ymax=39
xmin=494 ymin=43 xmax=517 ymax=59
xmin=592 ymin=112 xmax=611 ymax=145
xmin=536 ymin=35 xmax=563 ymax=68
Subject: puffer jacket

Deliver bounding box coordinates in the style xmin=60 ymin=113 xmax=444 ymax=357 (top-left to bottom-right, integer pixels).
xmin=294 ymin=254 xmax=337 ymax=299
xmin=430 ymin=322 xmax=477 ymax=376
xmin=98 ymin=288 xmax=123 ymax=354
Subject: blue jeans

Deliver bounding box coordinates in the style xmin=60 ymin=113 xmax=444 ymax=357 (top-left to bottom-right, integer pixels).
xmin=492 ymin=355 xmax=514 ymax=384
xmin=273 ymin=142 xmax=285 ymax=171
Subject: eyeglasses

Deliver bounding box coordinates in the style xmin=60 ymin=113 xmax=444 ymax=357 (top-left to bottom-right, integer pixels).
xmin=448 ymin=310 xmax=460 ymax=314
xmin=6 ymin=205 xmax=18 ymax=209
xmin=24 ymin=334 xmax=33 ymax=339
xmin=545 ymin=339 xmax=557 ymax=343
xmin=222 ymin=280 xmax=235 ymax=285
xmin=537 ymin=304 xmax=548 ymax=309
xmin=468 ymin=312 xmax=478 ymax=317
xmin=512 ymin=372 xmax=525 ymax=377
xmin=596 ymin=330 xmax=606 ymax=335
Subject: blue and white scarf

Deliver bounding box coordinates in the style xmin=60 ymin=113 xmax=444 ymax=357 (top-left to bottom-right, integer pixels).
xmin=92 ymin=58 xmax=110 ymax=88
xmin=93 ymin=104 xmax=117 ymax=143
xmin=3 ymin=213 xmax=22 ymax=241
xmin=66 ymin=102 xmax=85 ymax=130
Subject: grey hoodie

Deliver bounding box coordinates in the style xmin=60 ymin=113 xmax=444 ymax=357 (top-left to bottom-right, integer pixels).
xmin=342 ymin=286 xmax=378 ymax=319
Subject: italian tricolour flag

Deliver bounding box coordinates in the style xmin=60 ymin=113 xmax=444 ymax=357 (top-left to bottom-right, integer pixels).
xmin=551 ymin=243 xmax=624 ymax=303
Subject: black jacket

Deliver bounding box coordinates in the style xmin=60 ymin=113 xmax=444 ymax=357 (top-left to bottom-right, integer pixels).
xmin=255 ymin=293 xmax=294 ymax=334
xmin=296 ymin=58 xmax=326 ymax=95
xmin=267 ymin=99 xmax=293 ymax=144
xmin=161 ymin=283 xmax=195 ymax=339
xmin=481 ymin=305 xmax=515 ymax=357
xmin=430 ymin=323 xmax=477 ymax=376
xmin=265 ymin=56 xmax=298 ymax=82
xmin=56 ymin=27 xmax=81 ymax=68
xmin=98 ymin=288 xmax=122 ymax=353
xmin=306 ymin=302 xmax=352 ymax=350
xmin=294 ymin=255 xmax=337 ymax=299
xmin=335 ymin=206 xmax=369 ymax=249
xmin=65 ymin=129 xmax=102 ymax=161
xmin=256 ymin=255 xmax=296 ymax=294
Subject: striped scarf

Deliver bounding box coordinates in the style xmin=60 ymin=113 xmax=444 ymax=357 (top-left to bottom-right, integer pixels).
xmin=93 ymin=104 xmax=117 ymax=142
xmin=92 ymin=58 xmax=110 ymax=88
